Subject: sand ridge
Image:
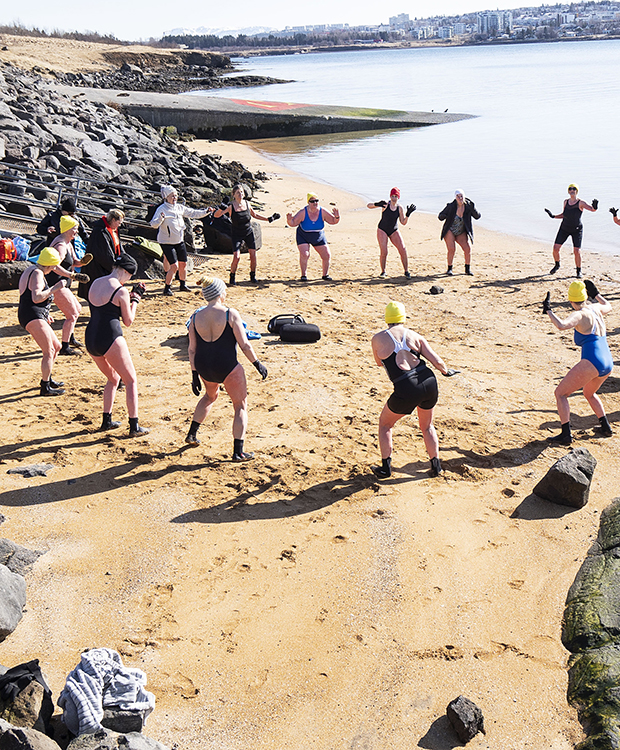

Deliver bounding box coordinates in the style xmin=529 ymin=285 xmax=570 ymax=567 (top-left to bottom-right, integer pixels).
xmin=1 ymin=139 xmax=619 ymax=748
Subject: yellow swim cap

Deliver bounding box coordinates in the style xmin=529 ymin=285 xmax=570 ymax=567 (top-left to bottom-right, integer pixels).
xmin=59 ymin=215 xmax=78 ymax=234
xmin=568 ymin=280 xmax=587 ymax=302
xmin=38 ymin=247 xmax=61 ymax=267
xmin=385 ymin=301 xmax=406 ymax=324
xmin=568 ymin=183 xmax=579 ymax=192
xmin=307 ymin=193 xmax=319 ymax=203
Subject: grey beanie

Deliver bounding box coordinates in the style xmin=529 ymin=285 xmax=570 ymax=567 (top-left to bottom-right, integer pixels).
xmin=201 ymin=277 xmax=226 ymax=301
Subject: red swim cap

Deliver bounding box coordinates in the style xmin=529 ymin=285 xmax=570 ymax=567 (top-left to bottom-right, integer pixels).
xmin=390 ymin=187 xmax=400 ymax=197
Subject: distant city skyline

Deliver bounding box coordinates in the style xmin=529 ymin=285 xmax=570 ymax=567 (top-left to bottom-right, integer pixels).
xmin=6 ymin=0 xmax=520 ymax=41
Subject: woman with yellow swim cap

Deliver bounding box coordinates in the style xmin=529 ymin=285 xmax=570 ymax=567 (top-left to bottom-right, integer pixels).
xmin=286 ymin=193 xmax=340 ymax=281
xmin=543 ymin=279 xmax=613 ymax=445
xmin=370 ymin=301 xmax=458 ymax=478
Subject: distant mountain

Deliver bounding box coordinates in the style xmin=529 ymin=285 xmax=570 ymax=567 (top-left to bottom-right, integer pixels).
xmin=163 ymin=26 xmax=278 ymax=38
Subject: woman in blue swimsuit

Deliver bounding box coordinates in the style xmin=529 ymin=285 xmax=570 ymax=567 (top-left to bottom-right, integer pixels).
xmin=544 ymin=279 xmax=613 ymax=444
xmin=286 ymin=192 xmax=340 ymax=281
xmin=186 ymin=277 xmax=268 ymax=461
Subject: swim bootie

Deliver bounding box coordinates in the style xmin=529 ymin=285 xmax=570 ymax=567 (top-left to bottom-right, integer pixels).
xmin=300 ymin=275 xmax=308 ymax=282
xmin=379 ymin=270 xmax=387 ymax=278
xmin=185 ymin=432 xmax=200 ymax=446
xmin=550 ymin=262 xmax=560 ymax=275
xmin=322 ymin=274 xmax=333 ymax=281
xmin=446 ymin=268 xmax=454 ymax=276
xmin=59 ymin=343 xmax=79 ymax=356
xmin=229 ymin=273 xmax=236 ymax=286
xmin=404 ymin=271 xmax=411 ymax=279
xmin=547 ymin=432 xmax=572 ymax=446
xmin=40 ymin=379 xmax=64 ymax=397
xmin=129 ymin=425 xmax=150 ymax=438
xmin=465 ymin=265 xmax=474 ymax=276
xmin=69 ymin=334 xmax=83 ymax=348
xmin=49 ymin=378 xmax=64 ymax=388
xmin=99 ymin=418 xmax=121 ymax=431
xmin=233 ymin=451 xmax=254 ymax=462
xmin=430 ymin=457 xmax=443 ymax=477
xmin=372 ymin=465 xmax=391 ymax=479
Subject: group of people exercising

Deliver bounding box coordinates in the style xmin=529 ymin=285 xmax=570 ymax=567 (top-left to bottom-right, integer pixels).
xmin=15 ymin=181 xmax=616 ymax=472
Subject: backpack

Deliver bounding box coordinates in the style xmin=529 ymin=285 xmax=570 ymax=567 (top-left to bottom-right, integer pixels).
xmin=267 ymin=314 xmax=306 ymax=335
xmin=0 ymin=238 xmax=16 ymax=262
xmin=12 ymin=236 xmax=30 ymax=262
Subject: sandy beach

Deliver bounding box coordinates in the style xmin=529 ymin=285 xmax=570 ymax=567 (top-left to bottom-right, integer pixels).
xmin=2 ymin=134 xmax=619 ymax=748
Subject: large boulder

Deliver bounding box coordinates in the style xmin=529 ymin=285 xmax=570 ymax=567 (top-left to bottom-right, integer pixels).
xmin=0 ymin=262 xmax=29 ymax=292
xmin=0 ymin=566 xmax=26 ymax=642
xmin=0 ymin=681 xmax=53 ymax=735
xmin=67 ymin=728 xmax=170 ymax=750
xmin=533 ymin=447 xmax=596 ymax=509
xmin=0 ymin=726 xmax=60 ymax=750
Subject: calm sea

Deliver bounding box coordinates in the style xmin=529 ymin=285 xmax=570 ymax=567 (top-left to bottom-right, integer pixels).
xmin=188 ymin=41 xmax=620 ymax=255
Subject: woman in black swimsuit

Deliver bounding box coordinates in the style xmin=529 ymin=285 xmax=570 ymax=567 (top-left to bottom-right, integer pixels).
xmin=17 ymin=247 xmax=69 ymax=396
xmin=545 ymin=183 xmax=598 ymax=278
xmin=367 ymin=187 xmax=416 ymax=278
xmin=213 ymin=184 xmax=279 ymax=286
xmin=371 ymin=301 xmax=457 ymax=479
xmin=186 ymin=277 xmax=268 ymax=461
xmin=85 ymin=255 xmax=148 ymax=436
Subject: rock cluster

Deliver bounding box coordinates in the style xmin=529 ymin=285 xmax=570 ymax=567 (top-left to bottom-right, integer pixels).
xmin=563 ymin=498 xmax=620 ymax=749
xmin=0 ymin=531 xmax=41 ymax=643
xmin=0 ymin=61 xmax=265 ymax=210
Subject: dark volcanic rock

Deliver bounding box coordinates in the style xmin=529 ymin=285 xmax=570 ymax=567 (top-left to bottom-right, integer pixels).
xmin=446 ymin=695 xmax=485 ymax=742
xmin=0 ymin=565 xmax=26 ymax=642
xmin=533 ymin=447 xmax=596 ymax=509
xmin=101 ymin=709 xmax=146 ymax=734
xmin=67 ymin=728 xmax=170 ymax=750
xmin=0 ymin=727 xmax=60 ymax=750
xmin=0 ymin=540 xmax=44 ymax=577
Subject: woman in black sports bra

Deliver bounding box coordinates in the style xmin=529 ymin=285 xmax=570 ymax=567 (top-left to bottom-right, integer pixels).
xmin=371 ymin=301 xmax=458 ymax=479
xmin=186 ymin=277 xmax=268 ymax=462
xmin=17 ymin=246 xmax=69 ymax=396
xmin=367 ymin=187 xmax=416 ymax=279
xmin=85 ymin=254 xmax=149 ymax=436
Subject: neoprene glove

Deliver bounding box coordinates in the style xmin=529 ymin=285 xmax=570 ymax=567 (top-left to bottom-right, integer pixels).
xmin=268 ymin=213 xmax=281 ymax=223
xmin=585 ymin=280 xmax=600 ymax=299
xmin=78 ymin=253 xmax=93 ymax=266
xmin=610 ymin=207 xmax=618 ymax=217
xmin=374 ymin=200 xmax=388 ymax=208
xmin=71 ymin=272 xmax=90 ymax=283
xmin=192 ymin=370 xmax=202 ymax=396
xmin=406 ymin=204 xmax=416 ymax=217
xmin=592 ymin=199 xmax=599 ymax=210
xmin=544 ymin=208 xmax=554 ymax=218
xmin=252 ymin=360 xmax=268 ymax=380
xmin=542 ymin=291 xmax=551 ymax=314
xmin=442 ymin=368 xmax=460 ymax=377
xmin=131 ymin=282 xmax=146 ymax=299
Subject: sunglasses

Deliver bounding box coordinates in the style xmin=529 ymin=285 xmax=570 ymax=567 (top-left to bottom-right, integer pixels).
xmin=309 ymin=199 xmax=319 ymax=203
xmin=568 ymin=188 xmax=577 ymax=191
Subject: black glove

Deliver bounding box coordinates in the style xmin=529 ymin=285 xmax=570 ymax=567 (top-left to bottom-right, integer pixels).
xmin=131 ymin=282 xmax=146 ymax=299
xmin=465 ymin=198 xmax=475 ymax=208
xmin=544 ymin=208 xmax=554 ymax=218
xmin=592 ymin=198 xmax=599 ymax=210
xmin=252 ymin=360 xmax=268 ymax=380
xmin=406 ymin=204 xmax=416 ymax=217
xmin=442 ymin=368 xmax=460 ymax=377
xmin=268 ymin=213 xmax=280 ymax=223
xmin=192 ymin=370 xmax=202 ymax=396
xmin=585 ymin=279 xmax=600 ymax=299
xmin=71 ymin=272 xmax=90 ymax=283
xmin=610 ymin=207 xmax=618 ymax=218
xmin=542 ymin=291 xmax=551 ymax=314
xmin=374 ymin=200 xmax=388 ymax=208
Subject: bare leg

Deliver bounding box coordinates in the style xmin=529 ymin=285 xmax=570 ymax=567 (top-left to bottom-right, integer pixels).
xmin=26 ymin=319 xmax=60 ymax=381
xmin=552 ymin=243 xmax=562 ymax=263
xmin=165 ymin=261 xmax=178 ymax=286
xmin=89 ymin=354 xmax=121 ymax=413
xmin=222 ymin=364 xmax=249 ymax=440
xmin=377 ymin=229 xmax=389 ymax=273
xmin=444 ymin=231 xmax=457 ymax=268
xmin=54 ymin=288 xmax=81 ymax=343
xmin=315 ymin=244 xmax=331 ymax=276
xmin=248 ymin=249 xmax=257 ymax=273
xmin=378 ymin=403 xmax=404 ymax=459
xmin=390 ymin=231 xmax=409 ymax=273
xmin=455 ymin=233 xmax=472 ymax=265
xmin=298 ymin=244 xmax=311 ymax=276
xmin=230 ymin=250 xmax=241 ymax=274
xmin=178 ymin=260 xmax=187 ymax=282
xmin=573 ymin=246 xmax=582 ymax=270
xmin=554 ymin=359 xmax=599 ymax=424
xmin=583 ymin=372 xmax=610 ymax=418
xmin=192 ymin=380 xmax=220 ymax=423
xmin=417 ymin=406 xmax=439 ymax=459
xmin=101 ymin=338 xmax=139 ymax=418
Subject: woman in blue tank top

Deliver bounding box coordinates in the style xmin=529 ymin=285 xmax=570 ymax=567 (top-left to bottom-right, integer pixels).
xmin=286 ymin=192 xmax=340 ymax=281
xmin=544 ymin=279 xmax=613 ymax=445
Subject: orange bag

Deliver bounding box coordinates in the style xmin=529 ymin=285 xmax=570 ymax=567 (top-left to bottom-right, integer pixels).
xmin=0 ymin=238 xmax=16 ymax=262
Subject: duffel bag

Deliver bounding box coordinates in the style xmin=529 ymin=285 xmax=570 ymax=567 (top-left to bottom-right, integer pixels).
xmin=0 ymin=238 xmax=16 ymax=262
xmin=131 ymin=236 xmax=163 ymax=260
xmin=268 ymin=313 xmax=305 ymax=334
xmin=280 ymin=322 xmax=321 ymax=343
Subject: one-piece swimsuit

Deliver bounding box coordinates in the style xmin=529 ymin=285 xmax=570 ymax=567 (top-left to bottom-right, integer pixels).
xmin=231 ymin=203 xmax=255 ymax=252
xmin=85 ymin=286 xmax=123 ymax=357
xmin=18 ymin=268 xmax=51 ymax=328
xmin=378 ymin=205 xmax=399 ymax=237
xmin=296 ymin=207 xmax=326 ymax=247
xmin=574 ymin=308 xmax=613 ymax=377
xmin=382 ymin=329 xmax=438 ymax=415
xmin=193 ymin=309 xmax=239 ymax=384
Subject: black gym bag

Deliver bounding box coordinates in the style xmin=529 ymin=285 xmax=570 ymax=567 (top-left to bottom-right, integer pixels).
xmin=279 ymin=322 xmax=321 ymax=343
xmin=267 ymin=314 xmax=306 ymax=335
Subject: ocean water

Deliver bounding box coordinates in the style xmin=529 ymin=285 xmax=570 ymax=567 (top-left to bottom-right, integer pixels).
xmin=187 ymin=41 xmax=620 ymax=255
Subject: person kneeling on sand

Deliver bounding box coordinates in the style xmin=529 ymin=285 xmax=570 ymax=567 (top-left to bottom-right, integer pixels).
xmin=371 ymin=301 xmax=458 ymax=479
xmin=185 ymin=277 xmax=268 ymax=461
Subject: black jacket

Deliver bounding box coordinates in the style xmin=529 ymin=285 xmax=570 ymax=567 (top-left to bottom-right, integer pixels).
xmin=438 ymin=199 xmax=481 ymax=241
xmin=77 ymin=218 xmax=122 ymax=299
xmin=36 ymin=209 xmax=89 ymax=246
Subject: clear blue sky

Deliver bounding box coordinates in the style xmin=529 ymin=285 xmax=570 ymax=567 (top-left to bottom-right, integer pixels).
xmin=8 ymin=0 xmax=518 ymax=41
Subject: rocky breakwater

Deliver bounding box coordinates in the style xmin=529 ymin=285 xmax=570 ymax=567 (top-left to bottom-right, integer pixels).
xmin=563 ymin=498 xmax=620 ymax=749
xmin=52 ymin=49 xmax=290 ymax=95
xmin=0 ymin=60 xmax=264 ymax=208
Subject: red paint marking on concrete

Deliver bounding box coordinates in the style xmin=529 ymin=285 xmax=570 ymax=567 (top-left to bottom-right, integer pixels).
xmin=230 ymin=99 xmax=307 ymax=111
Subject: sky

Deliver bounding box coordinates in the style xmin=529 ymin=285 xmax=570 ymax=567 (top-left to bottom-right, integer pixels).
xmin=7 ymin=0 xmax=519 ymax=41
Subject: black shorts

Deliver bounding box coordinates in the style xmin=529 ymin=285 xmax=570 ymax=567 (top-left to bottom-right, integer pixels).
xmin=232 ymin=230 xmax=256 ymax=254
xmin=387 ymin=363 xmax=438 ymax=415
xmin=554 ymin=226 xmax=583 ymax=249
xmin=161 ymin=241 xmax=188 ymax=265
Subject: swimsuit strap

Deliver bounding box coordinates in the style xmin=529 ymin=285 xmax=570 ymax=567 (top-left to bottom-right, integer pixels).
xmin=108 ymin=286 xmax=123 ymax=304
xmin=588 ymin=307 xmax=604 ymax=335
xmin=386 ymin=329 xmax=410 ymax=353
